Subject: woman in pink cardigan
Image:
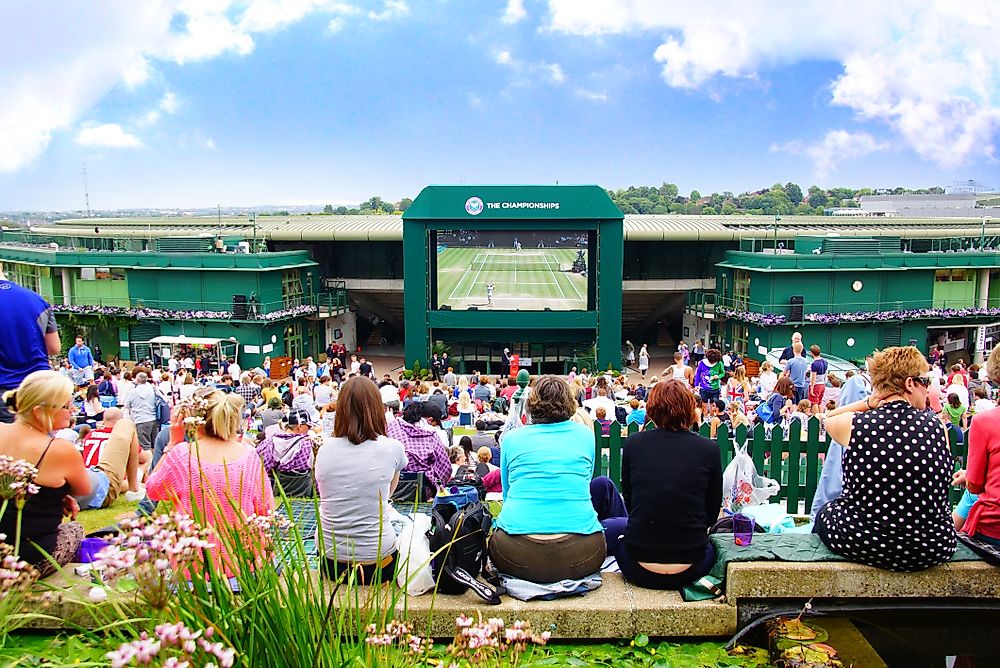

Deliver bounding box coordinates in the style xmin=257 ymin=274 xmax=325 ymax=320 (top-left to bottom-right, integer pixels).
xmin=146 ymin=389 xmax=274 ymax=578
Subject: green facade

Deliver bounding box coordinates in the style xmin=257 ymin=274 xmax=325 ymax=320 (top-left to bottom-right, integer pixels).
xmin=402 ymin=185 xmax=624 ymax=371
xmin=712 ymin=246 xmax=1000 ymax=361
xmin=0 ymin=247 xmax=331 ymax=368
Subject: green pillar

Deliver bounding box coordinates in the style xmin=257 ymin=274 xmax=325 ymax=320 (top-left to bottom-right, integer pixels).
xmin=596 ymin=218 xmax=624 ymax=370
xmin=403 ymin=219 xmax=430 ymax=370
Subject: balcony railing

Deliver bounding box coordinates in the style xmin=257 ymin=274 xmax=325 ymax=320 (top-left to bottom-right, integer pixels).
xmin=686 ymin=290 xmax=1000 ymax=326
xmin=52 ymin=296 xmax=325 ymax=322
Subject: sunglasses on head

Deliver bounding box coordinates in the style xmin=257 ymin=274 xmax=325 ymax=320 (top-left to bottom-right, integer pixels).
xmin=909 ymin=375 xmax=932 ymax=387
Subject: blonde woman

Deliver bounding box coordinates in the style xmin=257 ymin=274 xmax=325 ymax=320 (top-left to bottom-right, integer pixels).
xmin=757 ymin=362 xmax=778 ymax=400
xmin=0 ymin=371 xmax=90 ymax=574
xmin=146 ymin=389 xmax=274 ymax=577
xmin=726 ymin=366 xmax=752 ymax=405
xmin=457 ymin=392 xmax=475 ymax=426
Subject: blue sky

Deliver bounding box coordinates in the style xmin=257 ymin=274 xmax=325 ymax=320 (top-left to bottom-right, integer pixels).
xmin=1 ymin=1 xmax=998 ymax=210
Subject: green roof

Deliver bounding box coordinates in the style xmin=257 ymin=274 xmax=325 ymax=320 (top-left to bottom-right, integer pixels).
xmin=402 ymin=185 xmax=623 ymax=220
xmin=718 ymin=249 xmax=1000 ymax=272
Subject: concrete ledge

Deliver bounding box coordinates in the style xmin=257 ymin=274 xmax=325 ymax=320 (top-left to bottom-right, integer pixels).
xmin=726 ymin=560 xmax=1000 ymax=600
xmin=392 ymin=573 xmax=736 ymax=639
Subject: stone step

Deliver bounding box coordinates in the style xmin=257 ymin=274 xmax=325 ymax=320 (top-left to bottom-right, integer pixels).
xmin=390 ymin=572 xmax=735 ymax=638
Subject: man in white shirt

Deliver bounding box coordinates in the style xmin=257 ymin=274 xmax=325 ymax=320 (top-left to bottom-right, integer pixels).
xmin=167 ymin=356 xmax=179 ymax=374
xmin=227 ymin=359 xmax=242 ymax=386
xmin=972 ymin=387 xmax=995 ymax=415
xmin=583 ymin=387 xmax=617 ymax=418
xmin=305 ymin=356 xmax=318 ymax=378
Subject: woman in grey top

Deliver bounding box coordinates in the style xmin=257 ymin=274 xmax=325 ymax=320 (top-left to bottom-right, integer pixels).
xmin=315 ymin=377 xmax=407 ymax=584
xmin=259 ymin=397 xmax=286 ymax=431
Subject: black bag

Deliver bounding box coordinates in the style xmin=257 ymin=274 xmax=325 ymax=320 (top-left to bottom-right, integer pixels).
xmin=426 ymin=489 xmax=500 ymax=604
xmin=273 ymin=470 xmax=314 ymax=498
xmin=615 ymin=406 xmax=628 ymax=425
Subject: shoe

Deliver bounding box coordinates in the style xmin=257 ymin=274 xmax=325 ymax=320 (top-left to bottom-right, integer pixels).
xmin=124 ymin=488 xmax=145 ymax=502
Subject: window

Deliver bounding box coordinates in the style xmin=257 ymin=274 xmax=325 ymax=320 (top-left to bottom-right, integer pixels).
xmin=732 ymin=324 xmax=749 ymax=355
xmin=281 ymin=270 xmax=304 ymax=308
xmin=7 ymin=263 xmax=40 ymax=292
xmin=733 ymin=270 xmax=751 ymax=309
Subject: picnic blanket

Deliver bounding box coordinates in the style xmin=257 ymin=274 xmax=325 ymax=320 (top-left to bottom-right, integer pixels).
xmin=708 ymin=533 xmax=981 ymax=590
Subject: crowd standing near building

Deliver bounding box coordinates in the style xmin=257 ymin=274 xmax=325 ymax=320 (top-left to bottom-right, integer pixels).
xmin=3 ymin=269 xmax=1000 ymax=599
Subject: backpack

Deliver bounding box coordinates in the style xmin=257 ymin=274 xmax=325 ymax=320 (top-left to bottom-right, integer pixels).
xmin=614 ymin=406 xmax=628 ymax=425
xmin=154 ymin=390 xmax=171 ymax=425
xmin=491 ymin=395 xmax=509 ymax=414
xmin=426 ymin=485 xmax=501 ymax=604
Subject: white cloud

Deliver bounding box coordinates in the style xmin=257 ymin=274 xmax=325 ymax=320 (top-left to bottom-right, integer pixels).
xmin=74 ymin=123 xmax=144 ymax=149
xmin=141 ymin=91 xmax=180 ymax=126
xmin=468 ymin=93 xmax=483 ymax=108
xmin=0 ymin=1 xmax=409 ymax=173
xmin=204 ymin=137 xmax=217 ymax=150
xmin=772 ymin=130 xmax=890 ymax=179
xmin=544 ymin=1 xmax=1000 ymax=169
xmin=368 ymin=0 xmax=408 ymax=21
xmin=502 ymin=0 xmax=527 ymax=24
xmin=575 ymin=87 xmax=607 ymax=102
xmin=494 ymin=49 xmax=565 ymax=87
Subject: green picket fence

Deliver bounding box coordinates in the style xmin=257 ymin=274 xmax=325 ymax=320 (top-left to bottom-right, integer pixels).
xmin=594 ymin=417 xmax=969 ymax=513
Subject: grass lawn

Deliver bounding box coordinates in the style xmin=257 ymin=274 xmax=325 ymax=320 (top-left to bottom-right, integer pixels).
xmin=78 ymin=495 xmax=140 ymax=534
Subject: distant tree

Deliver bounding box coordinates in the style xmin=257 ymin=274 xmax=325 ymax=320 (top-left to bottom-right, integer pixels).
xmin=334 ymin=206 xmax=348 ymax=215
xmin=658 ymin=182 xmax=679 ymax=200
xmin=794 ymin=202 xmax=814 ymax=215
xmin=689 ymin=190 xmax=702 ymax=202
xmin=397 ymin=197 xmax=413 ymax=212
xmin=652 ymin=205 xmax=669 ymax=214
xmin=721 ymin=202 xmax=738 ymax=215
xmin=783 ymin=182 xmax=803 ymax=205
xmin=807 ymin=186 xmax=829 ymax=208
xmin=701 ymin=205 xmax=718 ymax=215
xmin=323 ymin=204 xmax=334 ymax=214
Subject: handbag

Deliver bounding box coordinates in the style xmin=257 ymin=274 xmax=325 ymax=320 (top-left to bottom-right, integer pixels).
xmin=754 ymin=401 xmax=774 ymax=424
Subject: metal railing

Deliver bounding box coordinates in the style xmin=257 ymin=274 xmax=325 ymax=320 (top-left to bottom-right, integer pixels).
xmin=594 ymin=417 xmax=967 ymax=512
xmin=685 ymin=289 xmax=1000 ymax=321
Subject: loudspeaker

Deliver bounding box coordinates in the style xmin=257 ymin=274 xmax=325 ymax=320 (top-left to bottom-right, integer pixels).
xmin=789 ymin=295 xmax=804 ymax=322
xmin=440 ymin=304 xmax=451 ymax=310
xmin=232 ymin=294 xmax=248 ymax=319
xmin=469 ymin=306 xmax=478 ymax=311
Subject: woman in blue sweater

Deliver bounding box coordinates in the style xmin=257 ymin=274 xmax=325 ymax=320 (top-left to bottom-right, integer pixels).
xmin=490 ymin=375 xmax=605 ymax=583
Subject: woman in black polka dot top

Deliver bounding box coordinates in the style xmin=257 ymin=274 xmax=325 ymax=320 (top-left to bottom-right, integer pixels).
xmin=815 ymin=346 xmax=956 ymax=572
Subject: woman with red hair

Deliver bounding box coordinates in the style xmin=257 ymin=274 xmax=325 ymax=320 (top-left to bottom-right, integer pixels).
xmin=590 ymin=379 xmax=722 ymax=590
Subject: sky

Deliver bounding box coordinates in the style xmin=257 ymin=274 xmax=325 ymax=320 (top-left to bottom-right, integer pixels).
xmin=1 ymin=0 xmax=999 ymax=211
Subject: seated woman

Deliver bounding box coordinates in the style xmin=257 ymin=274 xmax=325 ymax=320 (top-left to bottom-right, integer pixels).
xmin=954 ymin=343 xmax=1000 ymax=547
xmin=315 ymin=377 xmax=407 ymax=584
xmin=593 ymin=380 xmax=721 ymax=590
xmin=817 ymin=346 xmax=955 ymax=571
xmin=146 ymin=389 xmax=274 ymax=578
xmin=83 ymin=384 xmax=104 ymax=423
xmin=0 ymin=371 xmax=91 ymax=575
xmin=489 ymin=375 xmax=606 ymax=584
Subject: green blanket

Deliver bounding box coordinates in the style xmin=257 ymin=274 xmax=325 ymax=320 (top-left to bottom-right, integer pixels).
xmin=708 ymin=533 xmax=980 ymax=586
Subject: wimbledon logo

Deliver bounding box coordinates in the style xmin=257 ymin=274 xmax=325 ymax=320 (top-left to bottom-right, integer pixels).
xmin=465 ymin=197 xmax=484 ymax=216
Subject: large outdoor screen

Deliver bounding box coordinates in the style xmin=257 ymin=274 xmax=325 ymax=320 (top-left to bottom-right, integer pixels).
xmin=434 ymin=230 xmax=589 ymax=311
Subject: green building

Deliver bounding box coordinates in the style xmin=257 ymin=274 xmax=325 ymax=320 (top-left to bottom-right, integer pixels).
xmin=3 ymin=194 xmax=999 ymax=371
xmin=0 ymin=243 xmax=348 ymax=368
xmin=687 ymin=236 xmax=1000 ymax=363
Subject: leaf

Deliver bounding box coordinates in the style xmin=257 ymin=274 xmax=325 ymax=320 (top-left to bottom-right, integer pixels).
xmin=634 ymin=634 xmax=650 ymax=647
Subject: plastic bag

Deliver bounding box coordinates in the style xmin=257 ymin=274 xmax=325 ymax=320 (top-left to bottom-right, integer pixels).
xmin=722 ymin=444 xmax=780 ymax=513
xmin=395 ymin=514 xmax=435 ymax=595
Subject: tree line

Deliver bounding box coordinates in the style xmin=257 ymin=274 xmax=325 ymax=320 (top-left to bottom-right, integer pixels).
xmin=312 ymin=185 xmax=945 ymax=217
xmin=607 ymin=183 xmax=945 ymax=216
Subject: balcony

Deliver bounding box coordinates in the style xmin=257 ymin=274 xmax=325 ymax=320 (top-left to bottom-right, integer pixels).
xmin=686 ymin=290 xmax=1000 ymax=327
xmin=50 ymin=294 xmax=341 ymax=323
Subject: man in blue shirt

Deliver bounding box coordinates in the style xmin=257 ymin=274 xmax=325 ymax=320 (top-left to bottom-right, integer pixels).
xmin=0 ymin=273 xmax=61 ymax=422
xmin=67 ymin=335 xmax=96 ymax=384
xmin=785 ymin=342 xmax=811 ymax=404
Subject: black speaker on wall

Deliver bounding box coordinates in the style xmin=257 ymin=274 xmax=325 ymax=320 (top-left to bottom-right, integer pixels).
xmin=789 ymin=295 xmax=804 ymax=322
xmin=232 ymin=294 xmax=248 ymax=319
